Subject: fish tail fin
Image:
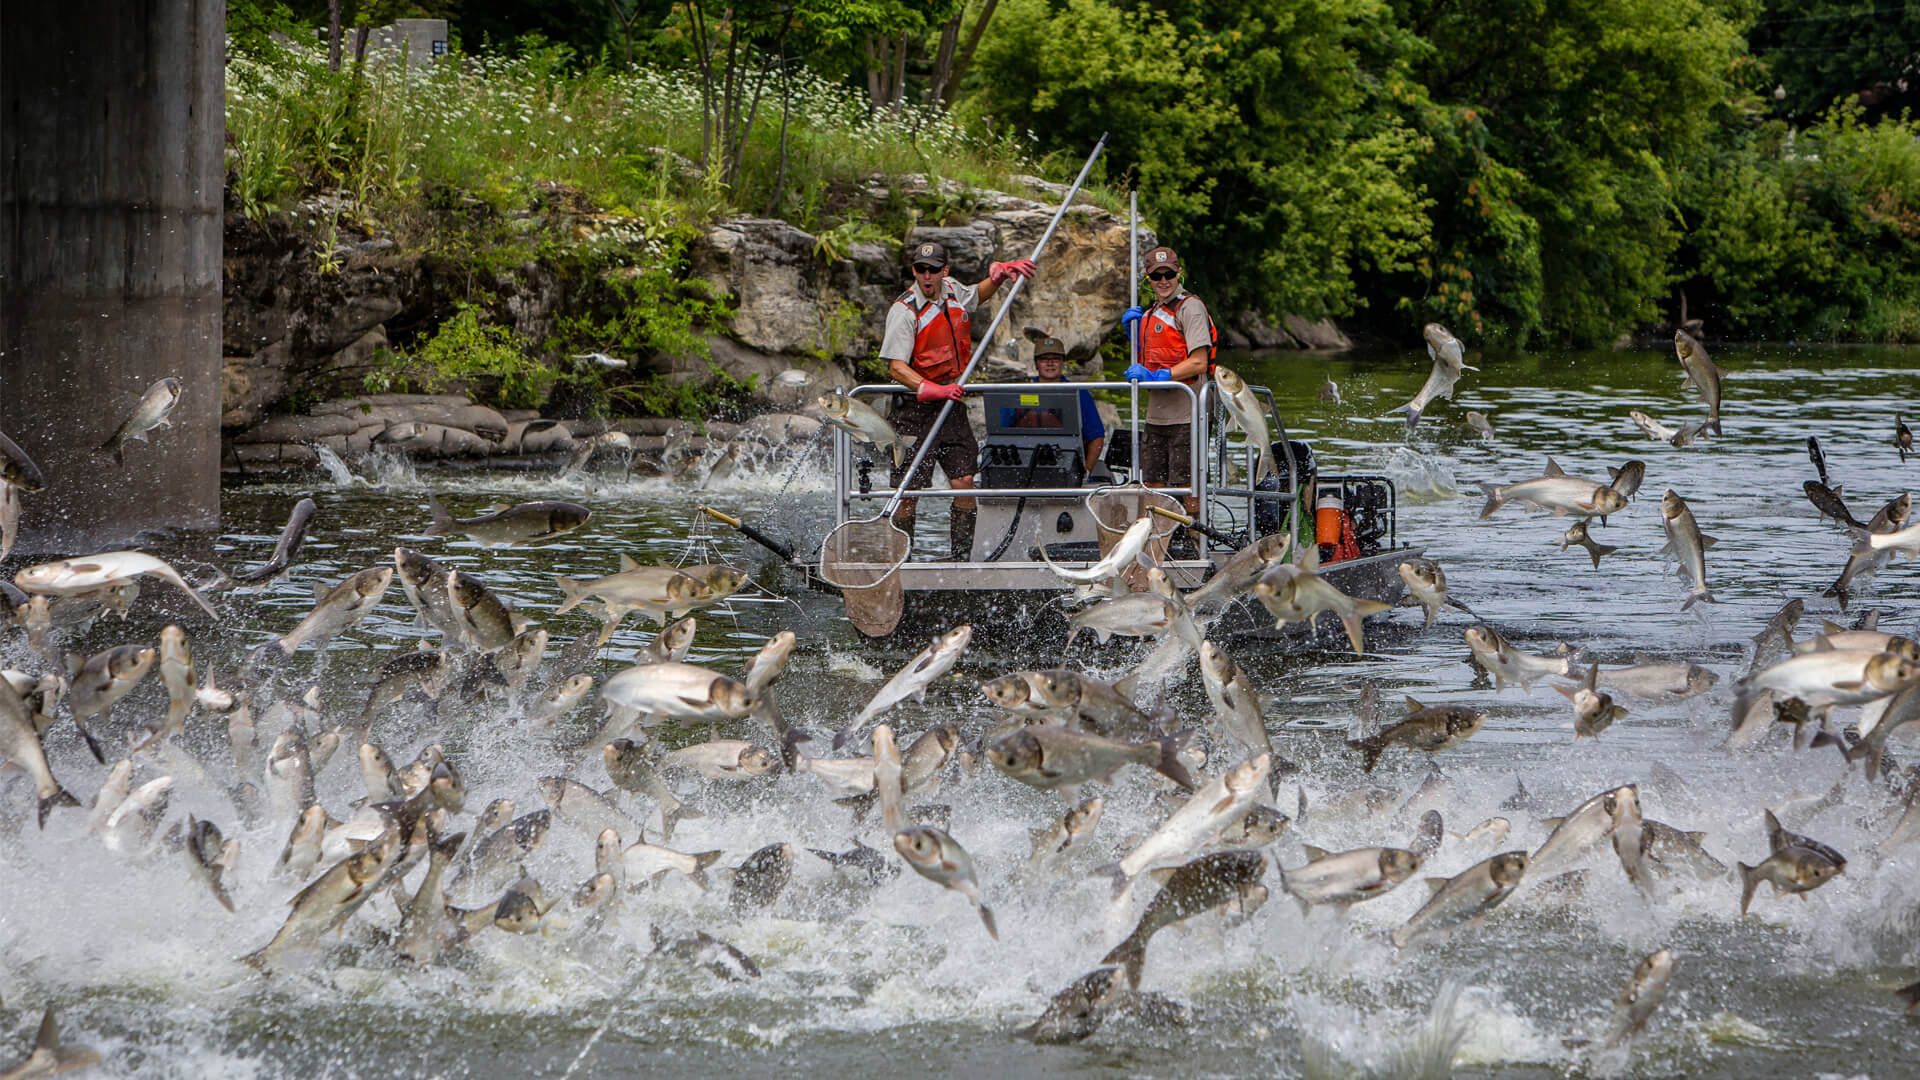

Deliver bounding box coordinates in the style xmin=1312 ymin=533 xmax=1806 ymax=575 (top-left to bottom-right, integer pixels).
xmin=976 ymin=902 xmax=998 ymax=941
xmin=1897 ymin=978 xmax=1920 ymax=1014
xmin=1858 ymin=741 xmax=1888 ymax=783
xmin=552 ymin=576 xmax=587 ymax=614
xmin=37 ymin=788 xmax=80 ymax=829
xmin=1478 ymin=483 xmax=1504 ymax=520
xmin=688 ymin=850 xmax=725 ymax=890
xmin=1587 ymin=542 xmax=1617 ymax=570
xmin=1153 ymin=729 xmax=1199 ymax=791
xmin=660 ymin=798 xmax=703 ymax=841
xmin=1339 ymin=611 xmax=1370 ymax=655
xmin=1681 ymin=590 xmax=1716 ymax=611
xmin=1358 ymin=739 xmax=1385 ymax=774
xmin=1709 ymin=415 xmax=1723 ymax=437
xmin=78 ymin=725 xmax=106 ymax=765
xmin=1100 ymin=934 xmax=1147 ymax=990
xmin=1092 ymin=861 xmax=1131 ymax=902
xmin=1737 ymin=861 xmax=1760 ymax=916
xmin=830 ymin=720 xmax=864 ymax=753
xmin=426 ymin=495 xmax=453 ymax=536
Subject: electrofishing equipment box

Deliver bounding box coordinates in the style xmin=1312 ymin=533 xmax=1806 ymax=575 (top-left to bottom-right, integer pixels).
xmin=978 ymin=389 xmax=1087 ymax=489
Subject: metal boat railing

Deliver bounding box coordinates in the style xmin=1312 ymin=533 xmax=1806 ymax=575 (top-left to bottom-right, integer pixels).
xmin=838 ymin=381 xmax=1200 ymax=522
xmin=1195 ymin=380 xmax=1303 ymax=547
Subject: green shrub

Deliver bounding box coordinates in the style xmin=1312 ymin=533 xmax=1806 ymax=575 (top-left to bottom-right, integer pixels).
xmin=365 ymin=303 xmax=554 ymax=409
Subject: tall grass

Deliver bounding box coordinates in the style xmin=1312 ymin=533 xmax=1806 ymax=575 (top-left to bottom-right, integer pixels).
xmin=225 ymin=41 xmax=1055 ymax=243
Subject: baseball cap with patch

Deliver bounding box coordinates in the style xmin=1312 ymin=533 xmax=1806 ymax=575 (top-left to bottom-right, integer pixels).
xmin=1144 ymin=246 xmax=1181 ymax=272
xmin=909 ymin=242 xmax=949 ymax=267
xmin=1033 ymin=335 xmax=1067 ymax=359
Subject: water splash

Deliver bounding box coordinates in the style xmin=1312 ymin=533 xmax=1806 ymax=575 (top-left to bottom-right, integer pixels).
xmin=1300 ymin=981 xmax=1475 ymax=1080
xmin=1372 ymin=447 xmax=1459 ymax=503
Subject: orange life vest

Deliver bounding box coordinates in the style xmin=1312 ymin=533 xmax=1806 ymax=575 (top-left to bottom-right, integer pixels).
xmin=1141 ymin=293 xmax=1217 ymax=374
xmin=895 ymin=286 xmax=972 ymax=384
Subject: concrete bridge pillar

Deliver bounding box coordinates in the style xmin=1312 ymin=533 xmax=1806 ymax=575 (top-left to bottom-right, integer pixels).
xmin=1 ymin=0 xmax=224 ymax=555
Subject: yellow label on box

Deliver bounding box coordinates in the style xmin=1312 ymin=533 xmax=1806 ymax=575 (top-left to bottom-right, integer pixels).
xmin=1019 ymin=394 xmax=1039 ymax=405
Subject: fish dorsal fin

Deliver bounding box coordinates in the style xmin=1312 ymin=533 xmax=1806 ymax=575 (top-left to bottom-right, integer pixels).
xmin=1584 ymin=666 xmax=1599 ymax=692
xmin=1540 ymin=816 xmax=1564 ymax=831
xmin=34 ymin=1005 xmax=58 ymax=1051
xmin=1606 ymin=465 xmax=1622 ymax=481
xmin=1819 ymin=620 xmax=1847 ymax=637
xmin=1423 ymin=877 xmax=1450 ymax=894
xmin=1148 ymin=867 xmax=1179 ymax=885
xmin=1114 ymin=674 xmax=1138 ymax=700
xmin=1809 ymin=634 xmax=1836 ymax=653
xmin=1544 ymin=457 xmax=1566 ymax=477
xmin=1763 ymin=809 xmax=1783 ymax=837
xmin=618 ymin=554 xmax=640 ymax=573
xmin=488 ymin=502 xmax=512 ymax=513
xmin=1859 ymin=610 xmax=1881 ymax=630
xmin=1302 ymin=844 xmax=1331 ymax=862
xmin=1403 ymin=695 xmax=1424 ymax=712
xmin=1698 ymin=533 xmax=1719 ymax=549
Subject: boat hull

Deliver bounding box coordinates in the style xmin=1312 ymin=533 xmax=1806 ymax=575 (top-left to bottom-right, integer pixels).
xmin=804 ymin=547 xmax=1420 ymax=650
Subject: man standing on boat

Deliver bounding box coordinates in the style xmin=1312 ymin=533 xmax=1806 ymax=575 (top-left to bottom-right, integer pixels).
xmin=881 ymin=240 xmax=1034 ymax=559
xmin=1121 ymin=245 xmax=1217 ymax=551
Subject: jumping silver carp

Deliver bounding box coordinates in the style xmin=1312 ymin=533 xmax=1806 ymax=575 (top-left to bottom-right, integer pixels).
xmin=833 ymin=625 xmax=971 ymax=749
xmin=99 ymin=376 xmax=182 ymax=464
xmin=1390 ymin=323 xmax=1476 ymax=431
xmin=894 ymin=825 xmax=996 ymax=939
xmin=1392 ymin=850 xmax=1528 ymax=948
xmin=1279 ymin=844 xmax=1421 ymax=915
xmin=819 ymin=391 xmax=903 ymax=467
xmin=1659 ymin=490 xmax=1717 ymax=609
xmin=232 ymin=498 xmax=318 ymax=585
xmin=1479 ymin=458 xmax=1628 ymax=520
xmin=1213 ymin=365 xmax=1275 ymax=483
xmin=15 ymin=550 xmax=218 ymax=618
xmin=1673 ymin=329 xmax=1725 ymax=435
xmin=426 ymin=495 xmax=590 ymax=547
xmin=1100 ymin=850 xmax=1267 ymax=988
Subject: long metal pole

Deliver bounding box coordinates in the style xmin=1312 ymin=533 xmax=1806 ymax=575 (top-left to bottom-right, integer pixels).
xmin=1129 ymin=190 xmax=1140 ymax=477
xmin=878 ymin=133 xmax=1109 ymax=519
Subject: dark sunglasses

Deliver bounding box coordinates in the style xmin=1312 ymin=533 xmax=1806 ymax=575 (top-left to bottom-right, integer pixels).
xmin=1148 ymin=270 xmax=1178 ymax=281
xmin=912 ymin=263 xmax=945 ymax=274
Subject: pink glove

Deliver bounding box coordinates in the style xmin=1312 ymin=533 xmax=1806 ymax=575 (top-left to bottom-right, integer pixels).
xmin=989 ymin=259 xmax=1036 ymax=283
xmin=916 ymin=381 xmax=964 ymax=403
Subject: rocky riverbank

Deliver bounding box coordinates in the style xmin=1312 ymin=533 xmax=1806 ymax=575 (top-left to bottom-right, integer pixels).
xmin=220 ymin=175 xmax=1350 ymax=464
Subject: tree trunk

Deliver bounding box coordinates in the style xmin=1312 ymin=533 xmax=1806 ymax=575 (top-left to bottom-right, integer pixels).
xmin=688 ymin=2 xmax=716 ymax=169
xmin=327 ymin=0 xmax=342 ymax=72
xmin=946 ymin=0 xmax=1000 ymax=106
xmin=764 ymin=54 xmax=794 ymax=217
xmin=928 ymin=13 xmax=961 ymax=106
xmin=865 ymin=34 xmax=888 ymax=113
xmin=889 ymin=30 xmax=907 ymax=115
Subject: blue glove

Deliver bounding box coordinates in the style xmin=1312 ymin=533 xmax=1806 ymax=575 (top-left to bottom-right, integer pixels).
xmin=1148 ymin=368 xmax=1173 ymax=381
xmin=1124 ymin=363 xmax=1152 ymax=381
xmin=1121 ymin=306 xmax=1145 ymax=334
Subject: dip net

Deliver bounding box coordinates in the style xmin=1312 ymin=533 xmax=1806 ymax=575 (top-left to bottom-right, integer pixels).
xmin=1085 ymin=484 xmax=1181 ymax=593
xmin=819 ymin=515 xmax=910 ymax=637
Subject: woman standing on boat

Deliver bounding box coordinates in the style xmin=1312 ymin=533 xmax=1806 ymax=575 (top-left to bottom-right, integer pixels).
xmin=1121 ymin=246 xmax=1218 ymax=553
xmin=881 ymin=240 xmax=1034 ymax=559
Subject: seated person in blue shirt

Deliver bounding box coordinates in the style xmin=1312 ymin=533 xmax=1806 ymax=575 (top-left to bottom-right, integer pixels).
xmin=1016 ymin=336 xmax=1106 ymax=469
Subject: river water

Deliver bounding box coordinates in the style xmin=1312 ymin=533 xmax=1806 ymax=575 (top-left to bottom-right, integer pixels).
xmin=3 ymin=344 xmax=1919 ymax=1078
